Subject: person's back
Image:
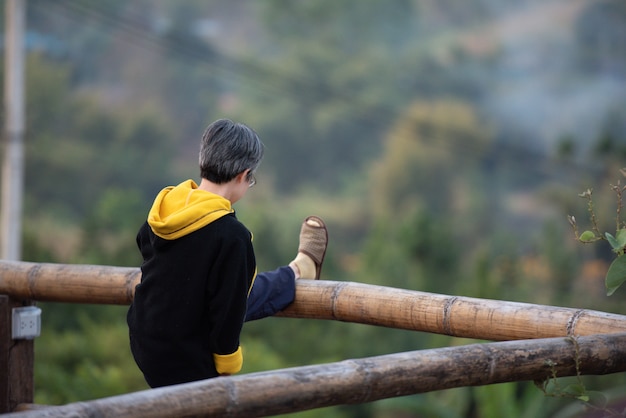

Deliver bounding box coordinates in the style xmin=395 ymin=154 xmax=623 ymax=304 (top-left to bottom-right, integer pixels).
xmin=127 ymin=119 xmax=329 ymax=388
xmin=128 ymin=208 xmax=254 ymax=387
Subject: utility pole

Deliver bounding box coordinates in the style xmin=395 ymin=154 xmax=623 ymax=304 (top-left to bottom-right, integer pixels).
xmin=0 ymin=3 xmax=31 ymax=410
xmin=1 ymin=0 xmax=26 ymax=261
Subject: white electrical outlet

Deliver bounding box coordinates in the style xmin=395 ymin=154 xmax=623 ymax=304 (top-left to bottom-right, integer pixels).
xmin=12 ymin=306 xmax=42 ymax=340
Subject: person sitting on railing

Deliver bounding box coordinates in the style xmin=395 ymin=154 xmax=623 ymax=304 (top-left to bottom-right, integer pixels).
xmin=126 ymin=119 xmax=328 ymax=388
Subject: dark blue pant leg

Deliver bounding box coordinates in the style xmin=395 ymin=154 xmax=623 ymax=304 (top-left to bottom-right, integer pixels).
xmin=245 ymin=266 xmax=296 ymax=322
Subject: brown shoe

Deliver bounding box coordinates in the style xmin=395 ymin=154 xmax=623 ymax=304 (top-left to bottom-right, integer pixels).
xmin=297 ymin=216 xmax=328 ymax=280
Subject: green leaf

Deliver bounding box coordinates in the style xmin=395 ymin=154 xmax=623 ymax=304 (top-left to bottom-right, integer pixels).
xmin=579 ymin=230 xmax=595 ymax=242
xmin=606 ymin=229 xmax=626 ymax=251
xmin=585 ymin=391 xmax=608 ymax=408
xmin=605 ymin=232 xmax=620 ymax=250
xmin=606 ymin=254 xmax=626 ymax=296
xmin=563 ymin=383 xmax=585 ymax=397
xmin=617 ymin=228 xmax=626 ymax=246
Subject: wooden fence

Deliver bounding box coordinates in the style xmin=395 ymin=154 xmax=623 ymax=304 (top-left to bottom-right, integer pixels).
xmin=1 ymin=260 xmax=626 ymax=416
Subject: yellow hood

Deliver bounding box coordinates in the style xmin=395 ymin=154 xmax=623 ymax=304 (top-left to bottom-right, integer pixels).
xmin=147 ymin=179 xmax=234 ymax=240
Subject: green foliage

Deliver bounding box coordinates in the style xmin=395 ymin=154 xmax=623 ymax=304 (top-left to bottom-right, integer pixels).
xmin=260 ymin=0 xmax=415 ymax=48
xmin=21 ymin=53 xmax=175 ymax=264
xmin=570 ymin=175 xmax=626 ymax=295
xmin=79 ymin=188 xmax=145 ymax=266
xmin=605 ymin=255 xmax=626 ymax=296
xmin=534 ymin=338 xmax=624 ymax=417
xmin=537 ymin=221 xmax=580 ymax=304
xmin=605 ymin=229 xmax=626 ymax=254
xmin=579 ymin=230 xmax=596 ymax=242
xmin=474 ymin=383 xmax=544 ymax=418
xmin=235 ymin=0 xmax=487 ymax=193
xmin=14 ymin=1 xmax=626 ymax=416
xmin=369 ymin=99 xmax=492 ymax=216
xmin=402 ymin=211 xmax=458 ymax=271
xmin=35 ymin=311 xmax=148 ymax=404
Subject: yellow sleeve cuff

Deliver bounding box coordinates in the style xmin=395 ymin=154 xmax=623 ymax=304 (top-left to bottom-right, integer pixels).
xmin=213 ymin=346 xmax=243 ymax=375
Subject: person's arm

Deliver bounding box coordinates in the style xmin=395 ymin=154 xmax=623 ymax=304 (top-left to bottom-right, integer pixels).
xmin=207 ymin=231 xmax=255 ymax=375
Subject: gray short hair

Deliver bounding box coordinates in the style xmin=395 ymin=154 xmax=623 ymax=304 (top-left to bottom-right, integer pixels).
xmin=199 ymin=119 xmax=264 ymax=183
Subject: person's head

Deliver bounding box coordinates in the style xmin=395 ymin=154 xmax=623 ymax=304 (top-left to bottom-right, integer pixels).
xmin=199 ymin=119 xmax=264 ymax=184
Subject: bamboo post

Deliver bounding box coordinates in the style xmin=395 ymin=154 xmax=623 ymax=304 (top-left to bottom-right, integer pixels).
xmin=1 ymin=261 xmax=626 ymax=340
xmin=6 ymin=333 xmax=626 ymax=418
xmin=0 ymin=296 xmax=34 ymax=412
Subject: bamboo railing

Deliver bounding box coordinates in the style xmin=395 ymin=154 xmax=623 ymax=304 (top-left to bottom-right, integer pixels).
xmin=1 ymin=260 xmax=626 ymax=340
xmin=1 ymin=260 xmax=626 ymax=417
xmin=5 ymin=333 xmax=626 ymax=418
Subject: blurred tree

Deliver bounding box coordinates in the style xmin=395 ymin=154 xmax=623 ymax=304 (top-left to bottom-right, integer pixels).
xmin=22 ymin=53 xmax=175 ymax=223
xmin=401 ymin=210 xmax=460 ymax=294
xmin=79 ymin=188 xmax=145 ymax=266
xmin=369 ymin=99 xmax=491 ymax=216
xmin=536 ymin=221 xmax=579 ymax=305
xmin=28 ymin=0 xmax=122 ymax=82
xmin=229 ymin=0 xmax=420 ymax=192
xmin=15 ymin=51 xmax=177 ymax=406
xmin=35 ymin=317 xmax=148 ymax=405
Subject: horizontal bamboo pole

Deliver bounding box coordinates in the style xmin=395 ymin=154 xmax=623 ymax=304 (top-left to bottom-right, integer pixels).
xmin=1 ymin=261 xmax=626 ymax=340
xmin=0 ymin=261 xmax=140 ymax=305
xmin=277 ymin=281 xmax=626 ymax=340
xmin=7 ymin=333 xmax=626 ymax=418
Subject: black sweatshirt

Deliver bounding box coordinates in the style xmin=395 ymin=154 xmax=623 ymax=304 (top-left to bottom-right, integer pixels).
xmin=127 ymin=180 xmax=255 ymax=387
